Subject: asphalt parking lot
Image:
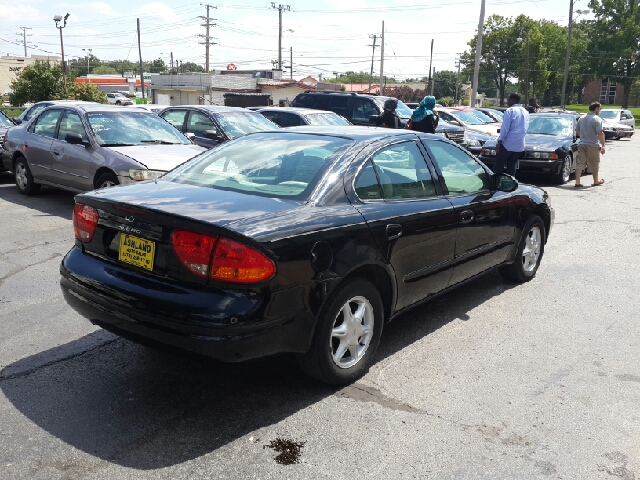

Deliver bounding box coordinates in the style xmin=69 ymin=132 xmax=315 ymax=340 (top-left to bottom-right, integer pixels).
xmin=0 ymin=137 xmax=639 ymax=479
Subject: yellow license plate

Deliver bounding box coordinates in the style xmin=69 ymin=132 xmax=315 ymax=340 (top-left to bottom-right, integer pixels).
xmin=118 ymin=234 xmax=155 ymax=271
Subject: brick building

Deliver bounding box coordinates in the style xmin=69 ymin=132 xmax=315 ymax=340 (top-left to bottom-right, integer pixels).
xmin=583 ymin=78 xmax=624 ymax=105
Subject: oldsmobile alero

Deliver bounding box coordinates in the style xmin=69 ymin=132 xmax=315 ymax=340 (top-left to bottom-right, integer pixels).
xmin=60 ymin=126 xmax=554 ymax=385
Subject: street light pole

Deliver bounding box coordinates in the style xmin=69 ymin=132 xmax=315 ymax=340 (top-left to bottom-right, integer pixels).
xmin=82 ymin=48 xmax=92 ymax=75
xmin=471 ymin=0 xmax=486 ymax=108
xmin=54 ymin=13 xmax=70 ymax=88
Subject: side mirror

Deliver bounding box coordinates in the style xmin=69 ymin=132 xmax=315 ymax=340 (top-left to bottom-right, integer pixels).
xmin=65 ymin=133 xmax=85 ymax=145
xmin=184 ymin=132 xmax=195 ymax=139
xmin=494 ymin=173 xmax=518 ymax=192
xmin=14 ymin=118 xmax=22 ymax=125
xmin=203 ymin=129 xmax=221 ymax=140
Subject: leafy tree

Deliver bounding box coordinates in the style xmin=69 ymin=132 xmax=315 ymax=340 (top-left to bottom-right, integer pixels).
xmin=57 ymin=83 xmax=107 ymax=103
xmin=9 ymin=61 xmax=63 ymax=106
xmin=589 ymin=0 xmax=640 ymax=107
xmin=92 ymin=65 xmax=118 ymax=75
xmin=630 ymin=80 xmax=640 ymax=106
xmin=461 ymin=15 xmax=522 ymax=105
xmin=512 ymin=15 xmax=550 ymax=102
xmin=180 ymin=62 xmax=204 ymax=73
xmin=433 ymin=70 xmax=462 ymax=100
xmin=384 ymin=85 xmax=428 ymax=102
xmin=437 ymin=96 xmax=454 ymax=107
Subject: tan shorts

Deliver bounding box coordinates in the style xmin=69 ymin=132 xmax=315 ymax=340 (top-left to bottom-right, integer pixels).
xmin=576 ymin=144 xmax=600 ymax=172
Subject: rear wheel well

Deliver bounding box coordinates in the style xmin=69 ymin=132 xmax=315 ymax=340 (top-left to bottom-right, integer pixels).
xmin=340 ymin=264 xmax=394 ymax=321
xmin=12 ymin=151 xmax=25 ymax=169
xmin=93 ymin=168 xmax=118 ymax=188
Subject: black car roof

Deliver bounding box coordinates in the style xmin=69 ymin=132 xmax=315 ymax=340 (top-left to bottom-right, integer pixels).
xmin=258 ymin=107 xmax=341 ymax=115
xmin=256 ymin=125 xmax=439 ymax=142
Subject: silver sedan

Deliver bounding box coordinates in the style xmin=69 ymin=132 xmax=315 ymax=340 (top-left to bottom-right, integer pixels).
xmin=3 ymin=104 xmax=206 ymax=195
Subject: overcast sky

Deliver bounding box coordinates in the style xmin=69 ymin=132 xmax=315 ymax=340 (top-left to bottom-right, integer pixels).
xmin=0 ymin=0 xmax=592 ymax=81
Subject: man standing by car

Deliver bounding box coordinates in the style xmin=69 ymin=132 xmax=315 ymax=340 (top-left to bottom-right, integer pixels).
xmin=495 ymin=93 xmax=529 ymax=177
xmin=575 ymin=102 xmax=605 ymax=187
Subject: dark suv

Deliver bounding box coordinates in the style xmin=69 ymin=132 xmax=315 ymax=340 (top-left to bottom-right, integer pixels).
xmin=289 ymin=91 xmax=465 ymax=145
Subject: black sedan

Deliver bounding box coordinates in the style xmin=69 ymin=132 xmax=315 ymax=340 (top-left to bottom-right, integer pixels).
xmin=60 ymin=127 xmax=554 ymax=385
xmin=159 ymin=105 xmax=278 ymax=148
xmin=479 ymin=113 xmax=578 ymax=184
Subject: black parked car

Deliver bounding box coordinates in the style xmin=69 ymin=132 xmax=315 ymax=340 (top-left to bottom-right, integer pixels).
xmin=159 ymin=105 xmax=278 ymax=148
xmin=258 ymin=107 xmax=351 ymax=127
xmin=479 ymin=113 xmax=578 ymax=184
xmin=290 ymin=91 xmax=466 ymax=145
xmin=61 ymin=127 xmax=553 ymax=385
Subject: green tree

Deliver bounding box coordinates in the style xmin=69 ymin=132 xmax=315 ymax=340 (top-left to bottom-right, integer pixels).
xmin=513 ymin=15 xmax=550 ymax=102
xmin=57 ymin=83 xmax=107 ymax=103
xmin=589 ymin=0 xmax=640 ymax=108
xmin=9 ymin=61 xmax=63 ymax=106
xmin=180 ymin=62 xmax=205 ymax=73
xmin=92 ymin=65 xmax=118 ymax=75
xmin=433 ymin=70 xmax=461 ymax=99
xmin=460 ymin=15 xmax=523 ymax=105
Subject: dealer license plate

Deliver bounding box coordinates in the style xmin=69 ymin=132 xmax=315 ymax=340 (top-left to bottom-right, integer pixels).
xmin=118 ymin=234 xmax=155 ymax=271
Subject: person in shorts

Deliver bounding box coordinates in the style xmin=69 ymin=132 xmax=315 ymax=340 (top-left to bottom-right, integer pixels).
xmin=575 ymin=102 xmax=606 ymax=187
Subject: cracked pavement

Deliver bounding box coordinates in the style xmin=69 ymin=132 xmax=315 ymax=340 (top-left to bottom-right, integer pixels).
xmin=0 ymin=136 xmax=639 ymax=479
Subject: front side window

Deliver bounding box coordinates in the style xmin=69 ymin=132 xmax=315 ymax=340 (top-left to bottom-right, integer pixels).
xmin=351 ymin=98 xmax=379 ymax=123
xmin=186 ymin=111 xmax=216 ymax=137
xmin=212 ymin=111 xmax=277 ymax=139
xmin=161 ymin=110 xmax=188 ymax=131
xmin=426 ymin=140 xmax=490 ymax=195
xmin=87 ymin=112 xmax=191 ymax=146
xmin=163 ymin=133 xmax=353 ymax=199
xmin=29 ymin=110 xmax=62 ymax=138
xmin=57 ymin=111 xmax=88 ymax=142
xmin=328 ymin=97 xmax=348 ymax=116
xmin=371 ymin=141 xmax=437 ymax=199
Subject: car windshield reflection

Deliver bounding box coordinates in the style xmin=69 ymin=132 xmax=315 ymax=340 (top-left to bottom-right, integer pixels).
xmin=212 ymin=112 xmax=277 ymax=139
xmin=304 ymin=114 xmax=350 ymax=126
xmin=87 ymin=112 xmax=191 ymax=147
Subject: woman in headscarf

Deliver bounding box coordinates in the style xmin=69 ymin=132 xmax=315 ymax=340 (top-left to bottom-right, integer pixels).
xmin=375 ymin=98 xmax=403 ymax=129
xmin=410 ymin=95 xmax=439 ymax=133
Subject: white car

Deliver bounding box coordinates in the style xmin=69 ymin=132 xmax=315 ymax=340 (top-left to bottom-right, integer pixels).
xmin=599 ymin=108 xmax=635 ymax=128
xmin=106 ymin=92 xmax=134 ymax=106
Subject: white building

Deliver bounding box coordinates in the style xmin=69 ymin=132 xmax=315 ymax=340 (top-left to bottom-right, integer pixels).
xmin=1 ymin=55 xmax=61 ymax=98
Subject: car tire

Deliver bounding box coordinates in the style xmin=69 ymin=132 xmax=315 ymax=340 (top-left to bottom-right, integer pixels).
xmin=14 ymin=156 xmax=41 ymax=195
xmin=115 ymin=101 xmax=121 ymax=106
xmin=499 ymin=215 xmax=545 ymax=283
xmin=552 ymin=154 xmax=572 ymax=184
xmin=95 ymin=172 xmax=119 ymax=189
xmin=298 ymin=278 xmax=384 ymax=385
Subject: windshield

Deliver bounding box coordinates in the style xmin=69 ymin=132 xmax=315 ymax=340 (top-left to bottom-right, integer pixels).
xmin=374 ymin=98 xmax=414 ymax=119
xmin=304 ymin=113 xmax=350 ymax=126
xmin=469 ymin=110 xmax=496 ymax=123
xmin=527 ymin=116 xmax=573 ymax=136
xmin=598 ymin=110 xmax=617 ymax=119
xmin=162 ymin=133 xmax=353 ymax=199
xmin=486 ymin=109 xmax=504 ymax=120
xmin=87 ymin=111 xmax=191 ymax=146
xmin=448 ymin=111 xmax=485 ymax=125
xmin=212 ymin=111 xmax=277 ymax=139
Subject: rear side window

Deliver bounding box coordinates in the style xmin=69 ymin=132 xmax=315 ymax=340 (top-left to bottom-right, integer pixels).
xmin=328 ymin=97 xmax=348 ymax=116
xmin=186 ymin=111 xmax=216 ymax=137
xmin=352 ymin=98 xmax=379 ymax=123
xmin=371 ymin=142 xmax=437 ymax=199
xmin=29 ymin=110 xmax=62 ymax=138
xmin=354 ymin=161 xmax=382 ymax=199
xmin=163 ymin=133 xmax=353 ymax=199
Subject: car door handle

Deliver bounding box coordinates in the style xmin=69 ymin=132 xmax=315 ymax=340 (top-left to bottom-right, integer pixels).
xmin=386 ymin=224 xmax=403 ymax=240
xmin=52 ymin=150 xmax=61 ymax=156
xmin=460 ymin=210 xmax=475 ymax=224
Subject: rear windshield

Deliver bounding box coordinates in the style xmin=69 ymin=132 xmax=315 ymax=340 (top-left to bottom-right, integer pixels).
xmin=304 ymin=113 xmax=350 ymax=126
xmin=211 ymin=111 xmax=277 ymax=139
xmin=162 ymin=133 xmax=353 ymax=199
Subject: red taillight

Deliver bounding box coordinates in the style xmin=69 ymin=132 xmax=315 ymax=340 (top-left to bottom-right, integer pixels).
xmin=171 ymin=230 xmax=218 ymax=277
xmin=210 ymin=238 xmax=275 ymax=284
xmin=73 ymin=204 xmax=99 ymax=242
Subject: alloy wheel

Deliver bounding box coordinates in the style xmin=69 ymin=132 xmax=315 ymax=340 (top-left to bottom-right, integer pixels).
xmin=522 ymin=226 xmax=542 ymax=273
xmin=330 ymin=296 xmax=374 ymax=369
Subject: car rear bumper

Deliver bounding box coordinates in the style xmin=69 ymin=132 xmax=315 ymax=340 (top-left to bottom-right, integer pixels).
xmin=60 ymin=246 xmax=317 ymax=361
